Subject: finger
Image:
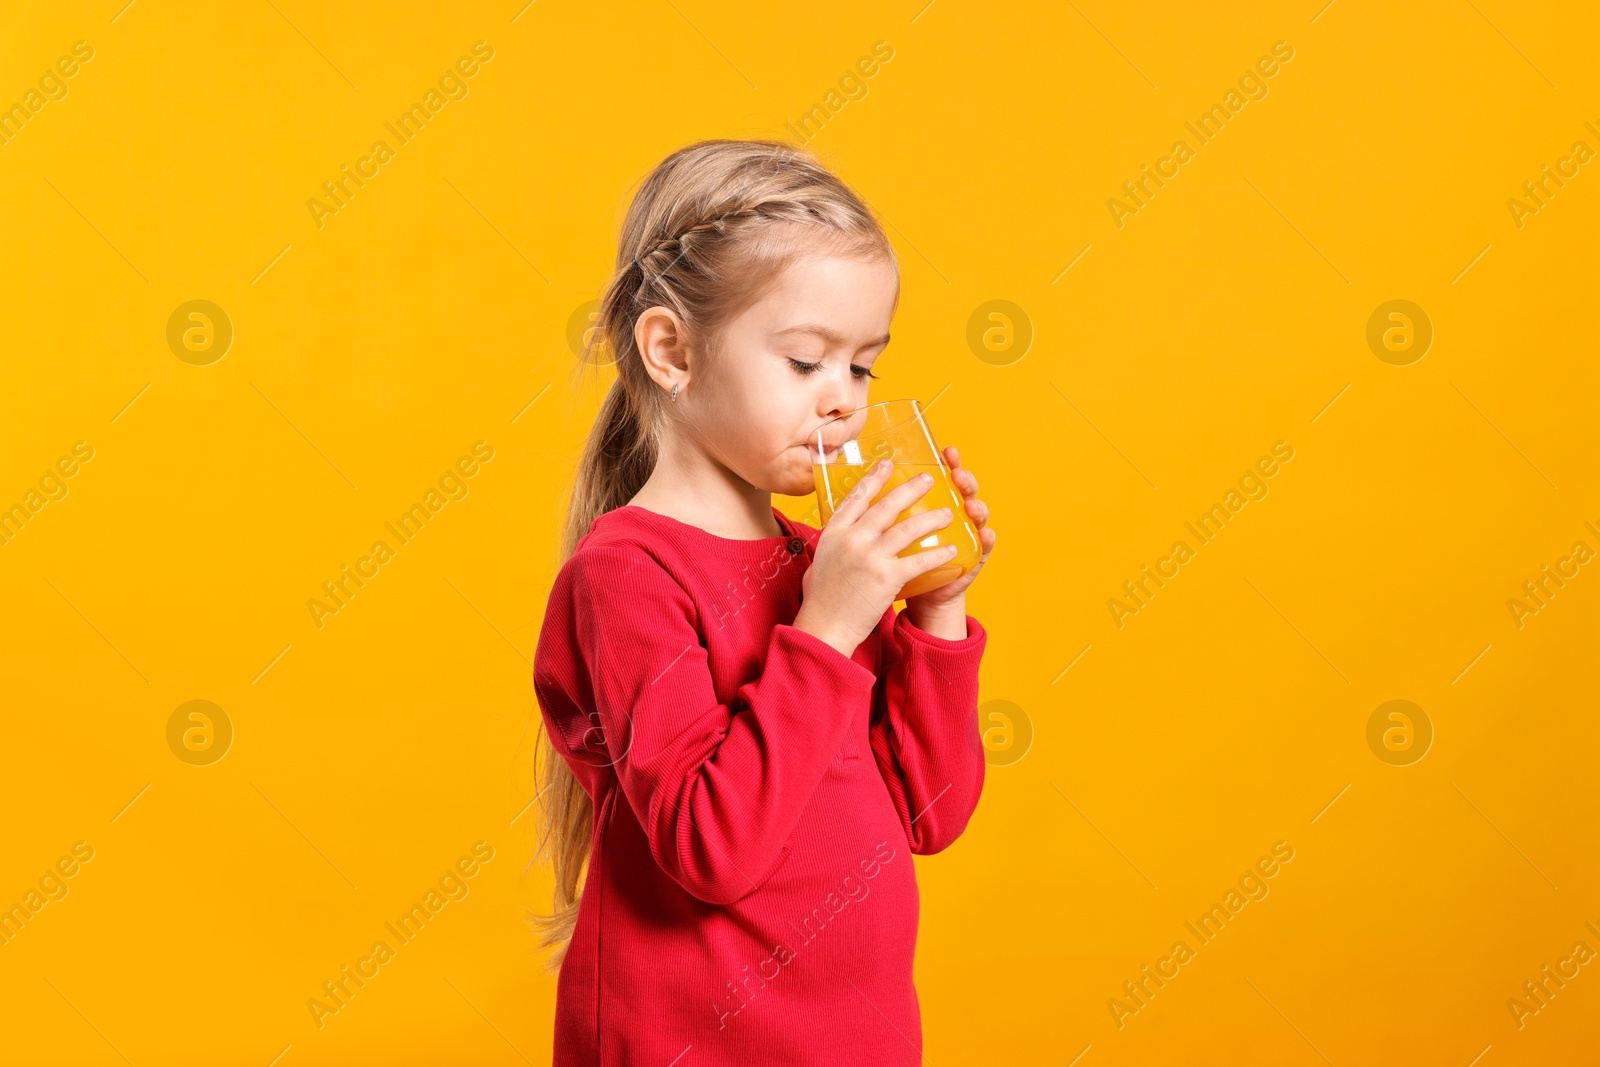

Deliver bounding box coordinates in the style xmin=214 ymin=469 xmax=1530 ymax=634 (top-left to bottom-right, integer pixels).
xmin=831 ymin=459 xmax=894 ymax=524
xmin=968 ymin=526 xmax=995 ymax=565
xmin=881 ymin=504 xmax=955 ymax=555
xmin=861 ymin=468 xmax=936 ymax=532
xmin=898 ymin=539 xmax=962 ymax=580
xmin=955 ymin=468 xmax=979 ymax=497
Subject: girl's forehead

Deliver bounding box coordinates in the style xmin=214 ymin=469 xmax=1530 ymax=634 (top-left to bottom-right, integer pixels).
xmin=749 ymin=254 xmax=898 ymax=318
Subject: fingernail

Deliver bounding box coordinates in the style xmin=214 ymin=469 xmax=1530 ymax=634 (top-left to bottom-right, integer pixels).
xmin=919 ymin=473 xmax=932 ymax=484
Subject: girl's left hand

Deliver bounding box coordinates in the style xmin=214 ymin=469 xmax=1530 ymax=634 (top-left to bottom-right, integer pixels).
xmin=902 ymin=445 xmax=995 ymax=612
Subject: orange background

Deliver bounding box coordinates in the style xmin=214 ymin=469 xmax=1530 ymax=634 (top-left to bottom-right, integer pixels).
xmin=1 ymin=1 xmax=1595 ymax=1064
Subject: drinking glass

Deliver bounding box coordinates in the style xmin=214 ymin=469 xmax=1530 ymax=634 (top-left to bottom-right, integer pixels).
xmin=810 ymin=398 xmax=983 ymax=601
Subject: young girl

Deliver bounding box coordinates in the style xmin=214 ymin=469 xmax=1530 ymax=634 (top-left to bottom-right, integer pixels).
xmin=530 ymin=139 xmax=997 ymax=1065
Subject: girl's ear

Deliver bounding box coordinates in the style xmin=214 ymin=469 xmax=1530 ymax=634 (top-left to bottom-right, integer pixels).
xmin=634 ymin=305 xmax=691 ymax=390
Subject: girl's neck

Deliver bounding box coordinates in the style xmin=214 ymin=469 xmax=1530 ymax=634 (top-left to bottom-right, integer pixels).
xmin=626 ymin=455 xmax=780 ymax=541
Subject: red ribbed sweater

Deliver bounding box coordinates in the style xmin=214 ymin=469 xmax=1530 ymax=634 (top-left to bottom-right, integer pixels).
xmin=532 ymin=503 xmax=988 ymax=1065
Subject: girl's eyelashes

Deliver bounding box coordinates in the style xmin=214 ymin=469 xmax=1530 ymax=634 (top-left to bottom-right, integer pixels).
xmin=786 ymin=357 xmax=879 ymax=380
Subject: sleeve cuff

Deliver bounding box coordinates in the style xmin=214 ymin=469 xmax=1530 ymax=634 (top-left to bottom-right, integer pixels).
xmin=771 ymin=622 xmax=881 ymax=690
xmin=894 ymin=610 xmax=987 ymax=653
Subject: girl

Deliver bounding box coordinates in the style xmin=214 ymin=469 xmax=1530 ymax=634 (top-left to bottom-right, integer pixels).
xmin=530 ymin=139 xmax=997 ymax=1065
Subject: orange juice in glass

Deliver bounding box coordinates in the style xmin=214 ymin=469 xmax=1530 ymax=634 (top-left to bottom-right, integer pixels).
xmin=810 ymin=398 xmax=983 ymax=601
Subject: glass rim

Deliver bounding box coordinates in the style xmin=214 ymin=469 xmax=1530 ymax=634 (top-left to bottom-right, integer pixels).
xmin=816 ymin=397 xmax=922 ymax=430
xmin=810 ymin=397 xmax=939 ymax=467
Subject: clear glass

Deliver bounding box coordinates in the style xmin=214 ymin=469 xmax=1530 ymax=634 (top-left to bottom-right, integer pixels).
xmin=809 ymin=398 xmax=983 ymax=601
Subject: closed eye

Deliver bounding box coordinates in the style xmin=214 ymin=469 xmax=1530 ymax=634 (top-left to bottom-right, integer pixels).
xmin=788 ymin=357 xmax=879 ymax=380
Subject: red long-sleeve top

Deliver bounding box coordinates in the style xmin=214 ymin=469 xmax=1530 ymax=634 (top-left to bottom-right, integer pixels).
xmin=532 ymin=502 xmax=988 ymax=1065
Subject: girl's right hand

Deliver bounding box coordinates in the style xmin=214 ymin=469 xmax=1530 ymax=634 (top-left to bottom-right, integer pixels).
xmin=793 ymin=459 xmax=958 ymax=658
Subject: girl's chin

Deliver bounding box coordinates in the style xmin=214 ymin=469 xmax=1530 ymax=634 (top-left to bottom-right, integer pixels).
xmin=774 ymin=451 xmax=816 ymax=497
xmin=776 ymin=479 xmax=815 ymax=499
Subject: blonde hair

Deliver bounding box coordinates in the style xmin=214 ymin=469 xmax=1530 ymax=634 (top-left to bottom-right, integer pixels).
xmin=528 ymin=138 xmax=897 ymax=970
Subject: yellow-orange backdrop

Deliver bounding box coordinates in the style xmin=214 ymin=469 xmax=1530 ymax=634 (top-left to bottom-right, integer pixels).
xmin=2 ymin=1 xmax=1596 ymax=1064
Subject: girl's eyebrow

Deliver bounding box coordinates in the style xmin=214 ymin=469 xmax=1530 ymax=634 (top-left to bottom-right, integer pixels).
xmin=773 ymin=323 xmax=890 ymax=349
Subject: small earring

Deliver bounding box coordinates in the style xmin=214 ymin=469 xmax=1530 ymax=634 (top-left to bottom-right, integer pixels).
xmin=671 ymin=382 xmax=679 ymax=402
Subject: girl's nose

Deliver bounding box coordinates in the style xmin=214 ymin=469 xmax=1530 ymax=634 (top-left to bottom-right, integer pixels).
xmin=817 ymin=374 xmax=856 ymax=420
